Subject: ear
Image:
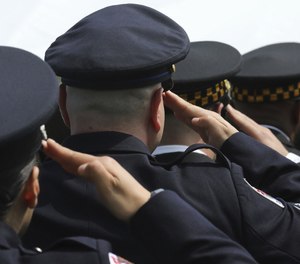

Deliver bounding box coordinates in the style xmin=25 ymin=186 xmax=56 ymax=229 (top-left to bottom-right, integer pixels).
xmin=59 ymin=83 xmax=71 ymax=127
xmin=150 ymin=89 xmax=163 ymax=132
xmin=22 ymin=166 xmax=40 ymax=209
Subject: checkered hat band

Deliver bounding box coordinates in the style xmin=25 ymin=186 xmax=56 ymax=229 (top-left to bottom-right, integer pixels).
xmin=232 ymin=82 xmax=300 ymax=103
xmin=177 ymin=80 xmax=229 ymax=108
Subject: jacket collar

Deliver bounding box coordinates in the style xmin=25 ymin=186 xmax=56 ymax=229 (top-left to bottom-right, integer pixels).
xmin=62 ymin=131 xmax=155 ymax=159
xmin=0 ymin=221 xmax=21 ymax=249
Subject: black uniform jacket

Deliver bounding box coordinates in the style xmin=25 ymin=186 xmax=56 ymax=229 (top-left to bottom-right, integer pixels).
xmin=1 ymin=191 xmax=258 ymax=264
xmin=131 ymin=190 xmax=258 ymax=263
xmin=0 ymin=222 xmax=124 ymax=264
xmin=24 ymin=131 xmax=300 ymax=263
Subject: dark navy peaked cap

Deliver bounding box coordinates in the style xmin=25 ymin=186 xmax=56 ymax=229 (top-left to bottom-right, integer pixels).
xmin=0 ymin=46 xmax=58 ymax=204
xmin=230 ymin=42 xmax=300 ymax=103
xmin=45 ymin=4 xmax=190 ymax=89
xmin=172 ymin=41 xmax=241 ymax=108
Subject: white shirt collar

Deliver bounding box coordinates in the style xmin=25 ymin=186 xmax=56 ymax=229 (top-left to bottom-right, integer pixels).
xmin=152 ymin=145 xmax=207 ymax=156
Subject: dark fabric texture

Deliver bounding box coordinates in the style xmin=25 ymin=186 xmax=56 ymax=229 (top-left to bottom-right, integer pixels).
xmin=24 ymin=131 xmax=300 ymax=263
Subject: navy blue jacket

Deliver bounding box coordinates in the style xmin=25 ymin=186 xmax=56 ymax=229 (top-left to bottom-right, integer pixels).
xmin=0 ymin=222 xmax=124 ymax=264
xmin=0 ymin=191 xmax=258 ymax=264
xmin=24 ymin=131 xmax=300 ymax=263
xmin=131 ymin=190 xmax=258 ymax=263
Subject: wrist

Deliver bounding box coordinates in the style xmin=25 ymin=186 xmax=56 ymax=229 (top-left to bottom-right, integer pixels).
xmin=126 ymin=189 xmax=164 ymax=222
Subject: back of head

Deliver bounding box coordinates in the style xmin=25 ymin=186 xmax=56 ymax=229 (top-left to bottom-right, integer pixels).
xmin=44 ymin=4 xmax=190 ymax=135
xmin=65 ymin=84 xmax=158 ymax=130
xmin=0 ymin=46 xmax=58 ymax=219
xmin=161 ymin=41 xmax=241 ymax=145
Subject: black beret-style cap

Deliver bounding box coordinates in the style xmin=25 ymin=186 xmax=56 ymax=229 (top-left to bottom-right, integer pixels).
xmin=172 ymin=41 xmax=241 ymax=108
xmin=0 ymin=46 xmax=58 ymax=204
xmin=45 ymin=4 xmax=190 ymax=89
xmin=230 ymin=42 xmax=300 ymax=103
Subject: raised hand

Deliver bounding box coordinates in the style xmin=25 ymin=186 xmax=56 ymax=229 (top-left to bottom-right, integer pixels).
xmin=163 ymin=91 xmax=238 ymax=148
xmin=43 ymin=139 xmax=150 ymax=221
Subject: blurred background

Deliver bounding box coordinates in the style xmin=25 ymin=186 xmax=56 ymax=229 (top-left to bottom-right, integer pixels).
xmin=1 ymin=0 xmax=300 ymax=58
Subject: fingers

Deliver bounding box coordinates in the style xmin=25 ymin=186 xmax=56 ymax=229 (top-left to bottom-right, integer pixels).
xmin=77 ymin=156 xmax=119 ymax=181
xmin=43 ymin=139 xmax=96 ymax=175
xmin=164 ymin=91 xmax=227 ymax=124
xmin=191 ymin=116 xmax=237 ymax=148
xmin=164 ymin=92 xmax=238 ymax=147
xmin=226 ymin=105 xmax=255 ymax=128
xmin=225 ymin=105 xmax=288 ymax=155
xmin=78 ymin=160 xmax=106 ymax=180
xmin=43 ymin=139 xmax=151 ymax=221
xmin=77 ymin=157 xmax=151 ymax=221
xmin=163 ymin=91 xmax=188 ymax=112
xmin=226 ymin=105 xmax=265 ymax=138
xmin=163 ymin=91 xmax=206 ymax=125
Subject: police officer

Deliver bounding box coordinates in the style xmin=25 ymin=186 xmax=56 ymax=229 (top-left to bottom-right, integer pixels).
xmin=0 ymin=45 xmax=259 ymax=264
xmin=0 ymin=45 xmax=132 ymax=263
xmin=24 ymin=4 xmax=300 ymax=264
xmin=153 ymin=40 xmax=241 ymax=161
xmin=42 ymin=139 xmax=259 ymax=264
xmin=229 ymin=42 xmax=300 ymax=162
xmin=153 ymin=41 xmax=291 ymax=163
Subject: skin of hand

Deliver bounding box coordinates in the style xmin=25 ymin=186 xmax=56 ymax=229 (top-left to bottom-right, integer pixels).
xmin=42 ymin=139 xmax=151 ymax=221
xmin=224 ymin=104 xmax=289 ymax=156
xmin=163 ymin=91 xmax=238 ymax=149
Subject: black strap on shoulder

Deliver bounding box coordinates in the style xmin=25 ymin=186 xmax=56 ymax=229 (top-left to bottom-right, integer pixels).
xmin=153 ymin=143 xmax=231 ymax=170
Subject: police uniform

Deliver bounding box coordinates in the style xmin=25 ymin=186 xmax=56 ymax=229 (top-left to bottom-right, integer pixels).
xmin=0 ymin=191 xmax=259 ymax=264
xmin=25 ymin=131 xmax=300 ymax=264
xmin=0 ymin=33 xmax=257 ymax=264
xmin=0 ymin=220 xmax=129 ymax=264
xmin=0 ymin=46 xmax=132 ymax=264
xmin=153 ymin=41 xmax=241 ymax=162
xmin=130 ymin=190 xmax=258 ymax=264
xmin=229 ymin=43 xmax=300 ymax=160
xmin=0 ymin=46 xmax=58 ymax=214
xmin=22 ymin=4 xmax=300 ymax=264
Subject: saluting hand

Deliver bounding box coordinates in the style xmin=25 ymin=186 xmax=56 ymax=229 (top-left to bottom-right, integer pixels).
xmin=163 ymin=91 xmax=238 ymax=148
xmin=224 ymin=104 xmax=288 ymax=156
xmin=42 ymin=139 xmax=150 ymax=221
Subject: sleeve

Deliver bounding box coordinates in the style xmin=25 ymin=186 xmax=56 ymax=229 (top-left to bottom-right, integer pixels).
xmin=221 ymin=132 xmax=300 ymax=202
xmin=230 ymin=170 xmax=300 ymax=264
xmin=130 ymin=190 xmax=258 ymax=264
xmin=27 ymin=237 xmax=132 ymax=264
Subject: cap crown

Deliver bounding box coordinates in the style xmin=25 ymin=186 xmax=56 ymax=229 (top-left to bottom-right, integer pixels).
xmin=45 ymin=4 xmax=190 ymax=89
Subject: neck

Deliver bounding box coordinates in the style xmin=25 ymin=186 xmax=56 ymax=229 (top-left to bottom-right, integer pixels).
xmin=3 ymin=197 xmax=31 ymax=236
xmin=70 ymin=121 xmax=157 ymax=151
xmin=161 ymin=115 xmax=201 ymax=145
